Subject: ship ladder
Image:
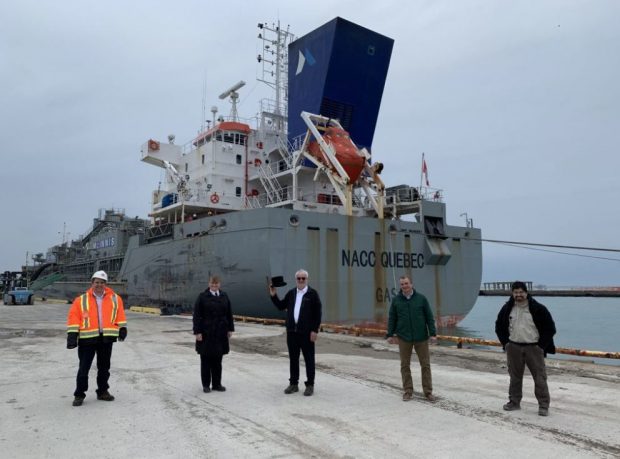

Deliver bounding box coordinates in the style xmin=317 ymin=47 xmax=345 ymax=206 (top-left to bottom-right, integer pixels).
xmin=257 ymin=162 xmax=284 ymax=204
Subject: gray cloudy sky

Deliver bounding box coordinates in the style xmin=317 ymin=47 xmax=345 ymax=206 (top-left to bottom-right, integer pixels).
xmin=1 ymin=0 xmax=619 ymax=287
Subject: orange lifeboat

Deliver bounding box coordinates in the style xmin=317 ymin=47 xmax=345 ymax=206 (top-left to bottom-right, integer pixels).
xmin=307 ymin=127 xmax=365 ymax=182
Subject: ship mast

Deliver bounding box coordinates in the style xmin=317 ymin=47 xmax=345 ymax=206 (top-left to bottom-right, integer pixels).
xmin=257 ymin=20 xmax=295 ymax=133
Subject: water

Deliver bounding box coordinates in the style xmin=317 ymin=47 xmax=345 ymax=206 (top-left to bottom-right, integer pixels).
xmin=438 ymin=296 xmax=620 ymax=366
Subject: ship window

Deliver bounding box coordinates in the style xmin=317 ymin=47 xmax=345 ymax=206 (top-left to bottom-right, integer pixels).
xmin=236 ymin=154 xmax=242 ymax=164
xmin=216 ymin=132 xmax=223 ymax=141
xmin=202 ymin=155 xmax=205 ymax=165
xmin=307 ymin=226 xmax=320 ymax=231
xmin=223 ymin=133 xmax=235 ymax=144
xmin=235 ymin=187 xmax=241 ymax=197
xmin=185 ymin=163 xmax=188 ymax=172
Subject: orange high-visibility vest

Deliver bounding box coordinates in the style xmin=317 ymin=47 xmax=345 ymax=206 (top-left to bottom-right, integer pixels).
xmin=67 ymin=286 xmax=127 ymax=341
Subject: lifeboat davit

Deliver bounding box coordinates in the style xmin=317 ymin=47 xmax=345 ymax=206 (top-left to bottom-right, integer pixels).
xmin=308 ymin=127 xmax=365 ymax=182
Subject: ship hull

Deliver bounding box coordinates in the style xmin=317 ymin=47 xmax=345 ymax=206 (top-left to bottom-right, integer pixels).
xmin=119 ymin=208 xmax=482 ymax=326
xmin=37 ymin=280 xmax=127 ymax=303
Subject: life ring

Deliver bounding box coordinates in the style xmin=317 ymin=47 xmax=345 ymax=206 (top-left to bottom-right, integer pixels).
xmin=254 ymin=158 xmax=262 ymax=167
xmin=210 ymin=193 xmax=220 ymax=204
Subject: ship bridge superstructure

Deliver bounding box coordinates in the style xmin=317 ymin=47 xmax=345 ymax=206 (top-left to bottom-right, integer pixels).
xmin=139 ymin=17 xmax=447 ymax=228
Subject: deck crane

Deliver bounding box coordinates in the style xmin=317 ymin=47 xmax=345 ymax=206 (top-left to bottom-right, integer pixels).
xmin=163 ymin=160 xmax=192 ymax=201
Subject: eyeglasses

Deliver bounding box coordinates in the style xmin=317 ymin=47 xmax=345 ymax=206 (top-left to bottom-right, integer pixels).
xmin=296 ymin=277 xmax=306 ymax=280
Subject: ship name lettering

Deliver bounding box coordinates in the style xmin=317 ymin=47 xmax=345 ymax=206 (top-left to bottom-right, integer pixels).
xmin=89 ymin=237 xmax=116 ymax=250
xmin=341 ymin=250 xmax=424 ymax=269
xmin=375 ymin=287 xmax=399 ymax=303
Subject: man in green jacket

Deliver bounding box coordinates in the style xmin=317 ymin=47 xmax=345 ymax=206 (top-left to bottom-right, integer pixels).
xmin=386 ymin=275 xmax=437 ymax=402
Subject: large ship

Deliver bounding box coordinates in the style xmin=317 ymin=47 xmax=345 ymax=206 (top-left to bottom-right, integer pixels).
xmin=32 ymin=17 xmax=482 ymax=327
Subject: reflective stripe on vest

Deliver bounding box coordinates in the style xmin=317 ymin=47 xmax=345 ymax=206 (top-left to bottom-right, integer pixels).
xmin=80 ymin=294 xmax=90 ymax=330
xmin=110 ymin=294 xmax=118 ymax=324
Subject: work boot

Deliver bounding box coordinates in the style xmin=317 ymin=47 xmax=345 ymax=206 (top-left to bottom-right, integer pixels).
xmin=503 ymin=401 xmax=520 ymax=411
xmin=402 ymin=392 xmax=412 ymax=402
xmin=203 ymin=387 xmax=211 ymax=393
xmin=303 ymin=385 xmax=314 ymax=396
xmin=212 ymin=385 xmax=226 ymax=392
xmin=425 ymin=393 xmax=436 ymax=402
xmin=538 ymin=407 xmax=549 ymax=417
xmin=72 ymin=395 xmax=85 ymax=407
xmin=97 ymin=391 xmax=115 ymax=401
xmin=284 ymin=384 xmax=299 ymax=394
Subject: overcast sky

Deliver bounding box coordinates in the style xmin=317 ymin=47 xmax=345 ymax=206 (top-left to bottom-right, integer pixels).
xmin=1 ymin=0 xmax=619 ymax=287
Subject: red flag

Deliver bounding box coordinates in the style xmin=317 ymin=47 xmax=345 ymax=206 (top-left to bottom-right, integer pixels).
xmin=422 ymin=159 xmax=430 ymax=186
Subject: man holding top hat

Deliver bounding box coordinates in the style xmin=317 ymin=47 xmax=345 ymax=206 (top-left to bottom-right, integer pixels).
xmin=269 ymin=269 xmax=322 ymax=396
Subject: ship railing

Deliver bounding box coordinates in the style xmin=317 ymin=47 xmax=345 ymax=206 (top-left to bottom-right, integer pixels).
xmin=419 ymin=186 xmax=444 ymax=202
xmin=178 ymin=114 xmax=257 ymax=156
xmin=145 ymin=223 xmax=174 ymax=242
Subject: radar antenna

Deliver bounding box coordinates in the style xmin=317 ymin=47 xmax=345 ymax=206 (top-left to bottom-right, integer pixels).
xmin=218 ymin=81 xmax=246 ymax=121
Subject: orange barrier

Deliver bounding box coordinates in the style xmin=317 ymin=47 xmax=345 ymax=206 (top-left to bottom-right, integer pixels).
xmin=232 ymin=315 xmax=620 ymax=360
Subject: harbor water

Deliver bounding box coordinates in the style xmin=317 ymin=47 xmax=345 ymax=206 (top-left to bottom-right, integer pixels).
xmin=439 ymin=296 xmax=620 ymax=366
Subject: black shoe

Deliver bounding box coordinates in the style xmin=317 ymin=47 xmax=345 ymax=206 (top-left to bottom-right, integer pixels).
xmin=72 ymin=395 xmax=85 ymax=407
xmin=97 ymin=391 xmax=115 ymax=401
xmin=303 ymin=385 xmax=314 ymax=396
xmin=212 ymin=385 xmax=226 ymax=392
xmin=503 ymin=401 xmax=520 ymax=411
xmin=203 ymin=387 xmax=211 ymax=393
xmin=538 ymin=407 xmax=549 ymax=416
xmin=284 ymin=384 xmax=299 ymax=394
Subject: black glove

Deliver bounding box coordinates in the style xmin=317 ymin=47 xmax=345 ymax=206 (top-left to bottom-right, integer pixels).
xmin=67 ymin=332 xmax=78 ymax=349
xmin=118 ymin=327 xmax=127 ymax=342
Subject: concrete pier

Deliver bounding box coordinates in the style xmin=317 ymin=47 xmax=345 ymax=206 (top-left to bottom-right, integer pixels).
xmin=1 ymin=303 xmax=619 ymax=458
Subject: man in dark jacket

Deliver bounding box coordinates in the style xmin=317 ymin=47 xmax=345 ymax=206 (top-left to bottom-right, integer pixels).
xmin=386 ymin=275 xmax=437 ymax=402
xmin=495 ymin=281 xmax=556 ymax=416
xmin=270 ymin=269 xmax=322 ymax=396
xmin=193 ymin=275 xmax=234 ymax=393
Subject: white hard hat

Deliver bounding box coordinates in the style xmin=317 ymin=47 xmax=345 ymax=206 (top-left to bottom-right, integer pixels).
xmin=91 ymin=270 xmax=108 ymax=282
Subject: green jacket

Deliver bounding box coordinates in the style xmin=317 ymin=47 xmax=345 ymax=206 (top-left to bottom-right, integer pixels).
xmin=387 ymin=290 xmax=436 ymax=342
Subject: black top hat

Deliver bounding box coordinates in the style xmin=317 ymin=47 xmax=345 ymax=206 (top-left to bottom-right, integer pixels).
xmin=271 ymin=276 xmax=287 ymax=288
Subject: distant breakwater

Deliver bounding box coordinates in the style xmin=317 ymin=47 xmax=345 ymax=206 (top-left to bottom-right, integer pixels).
xmin=479 ymin=289 xmax=620 ymax=297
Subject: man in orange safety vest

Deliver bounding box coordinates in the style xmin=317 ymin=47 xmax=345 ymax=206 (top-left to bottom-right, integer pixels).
xmin=66 ymin=270 xmax=127 ymax=406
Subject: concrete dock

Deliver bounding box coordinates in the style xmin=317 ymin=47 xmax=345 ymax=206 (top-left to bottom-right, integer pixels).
xmin=1 ymin=303 xmax=619 ymax=458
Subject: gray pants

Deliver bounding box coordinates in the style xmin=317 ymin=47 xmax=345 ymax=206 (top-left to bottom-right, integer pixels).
xmin=506 ymin=342 xmax=550 ymax=408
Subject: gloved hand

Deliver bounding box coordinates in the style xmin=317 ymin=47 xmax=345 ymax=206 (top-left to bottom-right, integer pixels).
xmin=118 ymin=327 xmax=127 ymax=342
xmin=67 ymin=332 xmax=78 ymax=349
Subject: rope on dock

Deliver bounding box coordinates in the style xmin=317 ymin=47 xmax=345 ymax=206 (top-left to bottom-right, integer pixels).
xmin=232 ymin=315 xmax=620 ymax=360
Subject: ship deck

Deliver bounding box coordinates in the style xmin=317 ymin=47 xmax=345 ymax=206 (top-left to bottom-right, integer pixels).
xmin=1 ymin=303 xmax=619 ymax=458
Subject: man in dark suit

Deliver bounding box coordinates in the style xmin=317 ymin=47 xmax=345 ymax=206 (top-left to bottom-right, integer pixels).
xmin=270 ymin=269 xmax=322 ymax=396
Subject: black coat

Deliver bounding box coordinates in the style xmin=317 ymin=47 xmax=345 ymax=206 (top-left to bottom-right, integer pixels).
xmin=271 ymin=286 xmax=322 ymax=335
xmin=495 ymin=295 xmax=556 ymax=355
xmin=193 ymin=290 xmax=234 ymax=356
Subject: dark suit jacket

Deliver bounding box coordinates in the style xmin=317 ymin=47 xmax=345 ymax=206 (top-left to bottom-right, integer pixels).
xmin=271 ymin=286 xmax=322 ymax=335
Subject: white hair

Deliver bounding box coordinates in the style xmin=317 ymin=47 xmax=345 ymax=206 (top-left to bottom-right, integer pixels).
xmin=295 ymin=269 xmax=309 ymax=278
